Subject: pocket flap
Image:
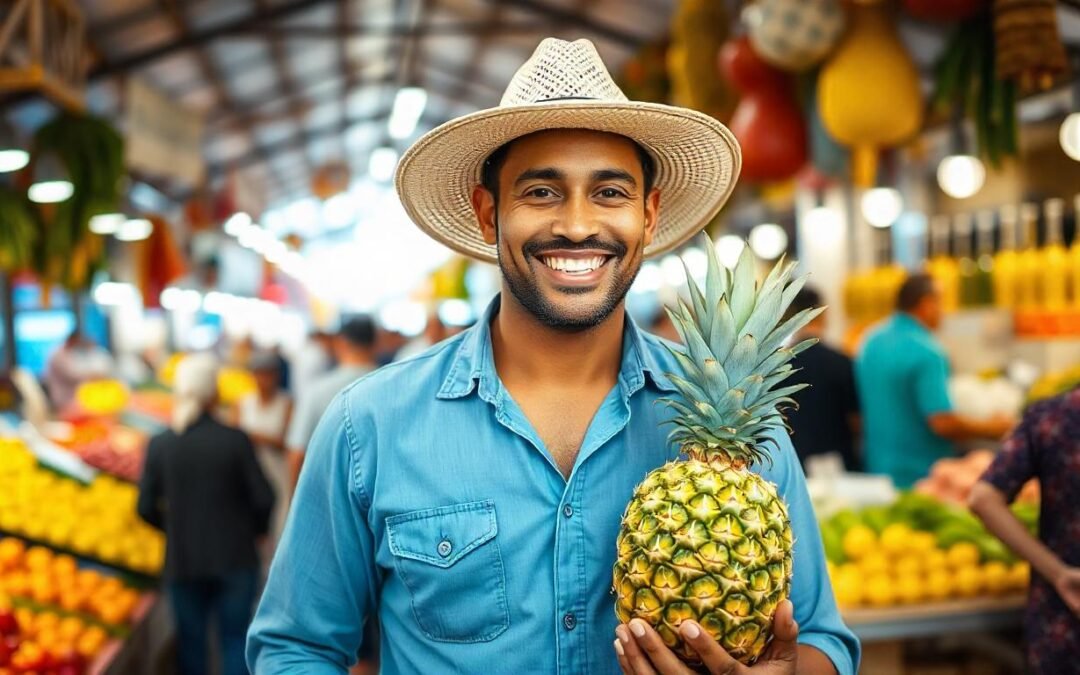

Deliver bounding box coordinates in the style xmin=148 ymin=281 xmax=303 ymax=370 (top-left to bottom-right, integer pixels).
xmin=386 ymin=500 xmax=497 ymax=568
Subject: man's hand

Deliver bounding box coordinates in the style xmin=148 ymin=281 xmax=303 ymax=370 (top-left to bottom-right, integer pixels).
xmin=615 ymin=600 xmax=799 ymax=675
xmin=1054 ymin=567 xmax=1080 ymax=617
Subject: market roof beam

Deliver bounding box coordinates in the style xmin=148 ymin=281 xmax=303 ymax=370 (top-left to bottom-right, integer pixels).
xmin=255 ymin=0 xmax=315 ymax=176
xmin=216 ymin=19 xmax=557 ymax=39
xmin=489 ymin=0 xmax=648 ymax=48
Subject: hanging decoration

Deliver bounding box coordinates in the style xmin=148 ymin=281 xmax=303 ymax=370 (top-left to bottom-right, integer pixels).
xmin=667 ymin=0 xmax=737 ymax=121
xmin=0 ymin=186 xmax=38 ymax=272
xmin=932 ymin=11 xmax=1018 ymax=166
xmin=992 ymin=0 xmax=1067 ymax=91
xmin=135 ymin=215 xmax=187 ymax=309
xmin=902 ymin=0 xmax=986 ymax=22
xmin=311 ymin=161 xmax=350 ymax=201
xmin=618 ymin=41 xmax=670 ymax=104
xmin=742 ymin=0 xmax=846 ymax=72
xmin=817 ymin=1 xmax=922 ymax=187
xmin=719 ymin=36 xmax=807 ymax=182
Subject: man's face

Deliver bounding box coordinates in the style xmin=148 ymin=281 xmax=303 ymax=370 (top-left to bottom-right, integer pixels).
xmin=471 ymin=129 xmax=660 ymax=331
xmin=921 ymin=281 xmax=944 ymax=330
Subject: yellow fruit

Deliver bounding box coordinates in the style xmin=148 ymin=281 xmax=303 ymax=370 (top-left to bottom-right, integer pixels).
xmin=895 ymin=574 xmax=925 ymax=604
xmin=923 ymin=549 xmax=948 ymax=571
xmin=865 ymin=574 xmax=896 ymax=607
xmin=894 ymin=555 xmax=922 ymax=577
xmin=1009 ymin=562 xmax=1030 ymax=590
xmin=24 ymin=546 xmax=53 ymax=571
xmin=58 ymin=616 xmax=84 ymax=640
xmin=981 ymin=562 xmax=1010 ymax=595
xmin=833 ymin=573 xmax=864 ymax=608
xmin=879 ymin=524 xmax=913 ymax=558
xmin=859 ymin=551 xmax=890 ymax=576
xmin=925 ymin=570 xmax=952 ymax=601
xmin=842 ymin=525 xmax=877 ymax=561
xmin=826 ymin=561 xmax=837 ymax=579
xmin=946 ymin=542 xmax=981 ymax=570
xmin=909 ymin=532 xmax=936 ymax=554
xmin=954 ymin=565 xmax=982 ymax=597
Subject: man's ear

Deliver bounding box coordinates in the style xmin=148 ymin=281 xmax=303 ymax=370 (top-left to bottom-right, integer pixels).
xmin=642 ymin=188 xmax=661 ymax=248
xmin=471 ymin=185 xmax=497 ymax=246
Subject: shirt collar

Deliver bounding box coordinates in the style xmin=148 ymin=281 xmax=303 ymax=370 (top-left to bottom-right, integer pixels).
xmin=437 ymin=295 xmax=676 ymax=401
xmin=893 ymin=312 xmax=930 ymax=334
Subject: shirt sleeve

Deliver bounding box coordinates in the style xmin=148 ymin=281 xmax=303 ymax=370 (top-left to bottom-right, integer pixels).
xmin=912 ymin=349 xmax=953 ymax=419
xmin=771 ymin=430 xmax=861 ymax=675
xmin=136 ymin=436 xmax=165 ymax=530
xmin=980 ymin=403 xmax=1041 ymax=501
xmin=247 ymin=392 xmax=377 ymax=674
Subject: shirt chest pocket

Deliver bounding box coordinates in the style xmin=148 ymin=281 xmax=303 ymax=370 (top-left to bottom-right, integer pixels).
xmin=386 ymin=500 xmax=509 ymax=643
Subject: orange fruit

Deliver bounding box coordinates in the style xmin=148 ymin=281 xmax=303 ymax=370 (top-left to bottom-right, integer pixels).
xmin=24 ymin=547 xmax=52 ymax=571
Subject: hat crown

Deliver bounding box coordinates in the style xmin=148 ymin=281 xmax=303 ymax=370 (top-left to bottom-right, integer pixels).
xmin=499 ymin=38 xmax=629 ymax=107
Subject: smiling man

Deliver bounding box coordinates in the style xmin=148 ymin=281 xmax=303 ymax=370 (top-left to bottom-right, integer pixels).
xmin=247 ymin=39 xmax=859 ymax=675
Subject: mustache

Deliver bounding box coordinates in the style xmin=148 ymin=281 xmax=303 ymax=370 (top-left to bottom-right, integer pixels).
xmin=522 ymin=236 xmax=627 ymax=259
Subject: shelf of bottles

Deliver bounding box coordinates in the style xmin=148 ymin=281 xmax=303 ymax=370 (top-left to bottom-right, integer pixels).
xmin=845 ymin=195 xmax=1080 ymax=338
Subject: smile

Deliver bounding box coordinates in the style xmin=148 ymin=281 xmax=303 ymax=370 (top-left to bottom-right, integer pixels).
xmin=537 ymin=253 xmax=612 ymax=275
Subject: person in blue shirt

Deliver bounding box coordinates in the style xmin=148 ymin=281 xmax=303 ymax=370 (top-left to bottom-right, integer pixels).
xmin=247 ymin=38 xmax=859 ymax=675
xmin=855 ymin=274 xmax=1014 ymax=489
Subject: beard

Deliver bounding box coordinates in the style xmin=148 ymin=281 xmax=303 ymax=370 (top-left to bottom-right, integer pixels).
xmin=498 ymin=231 xmax=642 ymax=332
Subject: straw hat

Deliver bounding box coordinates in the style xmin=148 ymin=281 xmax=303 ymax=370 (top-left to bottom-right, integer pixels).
xmin=395 ymin=38 xmax=742 ymax=264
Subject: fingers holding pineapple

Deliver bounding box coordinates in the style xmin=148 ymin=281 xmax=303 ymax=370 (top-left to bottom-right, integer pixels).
xmin=616 ymin=600 xmax=799 ymax=675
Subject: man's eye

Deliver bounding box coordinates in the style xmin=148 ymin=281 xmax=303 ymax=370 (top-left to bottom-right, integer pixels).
xmin=599 ymin=188 xmax=626 ymax=198
xmin=527 ymin=188 xmax=553 ymax=198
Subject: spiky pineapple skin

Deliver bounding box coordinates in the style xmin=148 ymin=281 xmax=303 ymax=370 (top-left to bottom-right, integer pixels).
xmin=613 ymin=457 xmax=792 ymax=665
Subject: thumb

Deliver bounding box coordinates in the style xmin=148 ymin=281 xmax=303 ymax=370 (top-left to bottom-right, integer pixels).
xmin=766 ymin=600 xmax=799 ymax=663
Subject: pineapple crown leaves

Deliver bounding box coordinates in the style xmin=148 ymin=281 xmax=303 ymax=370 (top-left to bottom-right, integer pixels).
xmin=659 ymin=234 xmax=825 ymax=467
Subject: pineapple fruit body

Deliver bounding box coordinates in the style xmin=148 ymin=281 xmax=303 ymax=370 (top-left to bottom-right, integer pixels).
xmin=614 ymin=456 xmax=792 ymax=664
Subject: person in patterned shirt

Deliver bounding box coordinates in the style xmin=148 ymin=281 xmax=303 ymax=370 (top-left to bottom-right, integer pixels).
xmin=969 ymin=387 xmax=1080 ymax=674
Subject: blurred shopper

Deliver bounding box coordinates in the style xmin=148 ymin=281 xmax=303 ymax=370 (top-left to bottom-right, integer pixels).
xmin=785 ymin=287 xmax=861 ymax=472
xmin=44 ymin=330 xmax=114 ymax=410
xmin=394 ymin=310 xmax=447 ymax=360
xmin=286 ymin=316 xmax=377 ymax=491
xmin=969 ymin=387 xmax=1080 ymax=673
xmin=290 ymin=331 xmax=334 ymax=399
xmin=137 ymin=354 xmax=274 ymax=675
xmin=234 ymin=352 xmax=293 ymax=553
xmin=856 ymin=274 xmax=1013 ymax=488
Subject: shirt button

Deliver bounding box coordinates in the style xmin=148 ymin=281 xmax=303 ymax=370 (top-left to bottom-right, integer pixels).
xmin=437 ymin=539 xmax=453 ymax=558
xmin=563 ymin=613 xmax=577 ymax=631
xmin=563 ymin=504 xmax=574 ymax=518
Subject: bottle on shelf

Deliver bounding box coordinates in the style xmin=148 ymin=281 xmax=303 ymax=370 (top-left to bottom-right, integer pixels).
xmin=1069 ymin=194 xmax=1080 ymax=308
xmin=973 ymin=210 xmax=995 ymax=307
xmin=993 ymin=204 xmax=1019 ymax=310
xmin=1016 ymin=202 xmax=1041 ymax=311
xmin=1040 ymin=198 xmax=1068 ymax=311
xmin=955 ymin=213 xmax=978 ymax=308
xmin=926 ymin=214 xmax=959 ymax=312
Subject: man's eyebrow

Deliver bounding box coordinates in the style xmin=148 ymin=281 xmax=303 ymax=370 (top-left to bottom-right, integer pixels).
xmin=514 ymin=167 xmax=564 ymax=185
xmin=591 ymin=169 xmax=637 ymax=186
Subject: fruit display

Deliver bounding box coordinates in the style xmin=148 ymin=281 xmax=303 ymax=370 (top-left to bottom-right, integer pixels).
xmin=948 ymin=374 xmax=1024 ymax=422
xmin=45 ymin=422 xmax=147 ymax=483
xmin=820 ymin=492 xmax=1036 ymax=609
xmin=915 ymin=450 xmax=1039 ymax=506
xmin=0 ymin=540 xmax=143 ymax=627
xmin=615 ymin=242 xmax=819 ymax=665
xmin=0 ymin=438 xmax=164 ymax=576
xmin=1025 ymin=366 xmax=1080 ymax=406
xmin=0 ymin=594 xmax=109 ymax=673
xmin=72 ymin=381 xmax=129 ymax=418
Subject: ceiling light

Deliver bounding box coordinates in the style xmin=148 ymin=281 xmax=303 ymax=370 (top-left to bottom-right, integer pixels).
xmin=0 ymin=149 xmax=29 ymax=173
xmin=714 ymin=235 xmax=745 ymax=269
xmin=29 ymin=153 xmax=73 ymax=203
xmin=160 ymin=287 xmax=203 ymax=313
xmin=369 ymin=147 xmax=398 ymax=182
xmin=860 ymin=187 xmax=903 ymax=228
xmin=115 ymin=218 xmax=153 ymax=242
xmin=1060 ymin=112 xmax=1080 ymax=162
xmin=88 ymin=213 xmax=126 ymax=235
xmin=388 ymin=87 xmax=427 ymax=140
xmin=92 ymin=282 xmax=138 ymax=307
xmin=224 ymin=212 xmax=252 ymax=236
xmin=937 ymin=154 xmax=986 ymax=199
xmin=749 ymin=223 xmax=789 ymax=259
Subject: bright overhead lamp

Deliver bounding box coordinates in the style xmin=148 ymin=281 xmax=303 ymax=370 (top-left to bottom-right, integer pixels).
xmin=369 ymin=147 xmax=398 ymax=182
xmin=92 ymin=282 xmax=138 ymax=307
xmin=749 ymin=223 xmax=788 ymax=260
xmin=115 ymin=218 xmax=153 ymax=242
xmin=937 ymin=154 xmax=986 ymax=199
xmin=28 ymin=153 xmax=73 ymax=203
xmin=1061 ymin=112 xmax=1080 ymax=162
xmin=860 ymin=187 xmax=903 ymax=229
xmin=388 ymin=87 xmax=428 ymax=140
xmin=714 ymin=235 xmax=745 ymax=269
xmin=224 ymin=212 xmax=252 ymax=236
xmin=89 ymin=213 xmax=126 ymax=235
xmin=0 ymin=149 xmax=29 ymax=173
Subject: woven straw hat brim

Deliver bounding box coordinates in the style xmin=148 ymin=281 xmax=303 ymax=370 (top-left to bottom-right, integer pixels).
xmin=395 ymin=100 xmax=742 ymax=264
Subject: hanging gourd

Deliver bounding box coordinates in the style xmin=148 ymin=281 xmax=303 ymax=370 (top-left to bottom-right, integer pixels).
xmin=719 ymin=36 xmax=807 ymax=182
xmin=742 ymin=0 xmax=846 ymax=72
xmin=993 ymin=0 xmax=1067 ymax=92
xmin=902 ymin=0 xmax=986 ymax=22
xmin=667 ymin=0 xmax=737 ymax=120
xmin=817 ymin=1 xmax=923 ymax=187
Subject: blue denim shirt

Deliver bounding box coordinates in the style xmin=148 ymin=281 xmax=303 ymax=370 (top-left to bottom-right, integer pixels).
xmin=247 ymin=298 xmax=860 ymax=674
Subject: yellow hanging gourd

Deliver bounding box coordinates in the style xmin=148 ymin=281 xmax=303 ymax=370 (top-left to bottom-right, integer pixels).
xmin=817 ymin=2 xmax=923 ymax=186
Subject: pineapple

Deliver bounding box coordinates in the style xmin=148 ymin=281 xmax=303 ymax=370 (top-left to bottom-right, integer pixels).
xmin=613 ymin=236 xmax=822 ymax=665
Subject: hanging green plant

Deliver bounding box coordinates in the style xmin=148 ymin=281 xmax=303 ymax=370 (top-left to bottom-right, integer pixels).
xmin=0 ymin=185 xmax=39 ymax=272
xmin=932 ymin=11 xmax=1018 ymax=166
xmin=31 ymin=112 xmax=125 ymax=290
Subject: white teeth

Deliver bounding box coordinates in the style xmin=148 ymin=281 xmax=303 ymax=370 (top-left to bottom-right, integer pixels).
xmin=541 ymin=255 xmax=606 ymax=273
